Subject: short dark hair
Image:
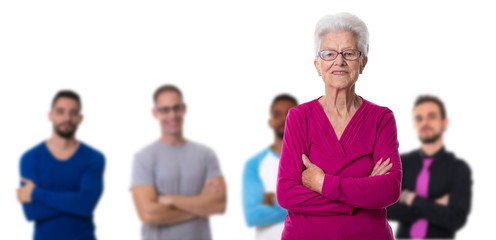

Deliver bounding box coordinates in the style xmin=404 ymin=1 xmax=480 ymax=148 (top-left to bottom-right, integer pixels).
xmin=271 ymin=93 xmax=298 ymax=111
xmin=51 ymin=90 xmax=81 ymax=110
xmin=153 ymin=84 xmax=183 ymax=103
xmin=414 ymin=95 xmax=446 ymax=119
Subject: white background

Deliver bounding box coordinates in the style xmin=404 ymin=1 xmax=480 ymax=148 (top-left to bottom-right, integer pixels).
xmin=1 ymin=0 xmax=495 ymax=239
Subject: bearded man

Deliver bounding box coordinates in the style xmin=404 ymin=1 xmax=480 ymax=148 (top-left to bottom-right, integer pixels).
xmin=387 ymin=95 xmax=472 ymax=239
xmin=17 ymin=90 xmax=105 ymax=240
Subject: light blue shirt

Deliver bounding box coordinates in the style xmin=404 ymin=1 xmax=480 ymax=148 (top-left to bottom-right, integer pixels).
xmin=242 ymin=147 xmax=287 ymax=239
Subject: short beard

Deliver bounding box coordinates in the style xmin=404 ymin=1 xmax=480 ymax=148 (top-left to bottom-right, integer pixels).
xmin=419 ymin=131 xmax=442 ymax=144
xmin=275 ymin=130 xmax=284 ymax=140
xmin=54 ymin=124 xmax=77 ymax=139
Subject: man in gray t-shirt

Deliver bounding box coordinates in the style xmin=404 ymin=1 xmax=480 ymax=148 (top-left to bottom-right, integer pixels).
xmin=131 ymin=85 xmax=226 ymax=240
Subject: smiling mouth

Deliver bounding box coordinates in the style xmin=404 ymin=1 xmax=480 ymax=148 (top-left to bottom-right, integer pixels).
xmin=332 ymin=71 xmax=348 ymax=74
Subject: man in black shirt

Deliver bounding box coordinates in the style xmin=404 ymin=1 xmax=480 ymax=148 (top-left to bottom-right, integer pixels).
xmin=387 ymin=95 xmax=472 ymax=239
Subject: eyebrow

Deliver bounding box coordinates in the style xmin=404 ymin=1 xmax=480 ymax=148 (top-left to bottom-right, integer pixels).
xmin=414 ymin=111 xmax=440 ymax=117
xmin=156 ymin=103 xmax=182 ymax=108
xmin=54 ymin=106 xmax=80 ymax=111
xmin=321 ymin=46 xmax=356 ymax=51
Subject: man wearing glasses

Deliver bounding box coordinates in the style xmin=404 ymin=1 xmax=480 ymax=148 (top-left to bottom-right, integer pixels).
xmin=131 ymin=85 xmax=226 ymax=240
xmin=17 ymin=90 xmax=105 ymax=240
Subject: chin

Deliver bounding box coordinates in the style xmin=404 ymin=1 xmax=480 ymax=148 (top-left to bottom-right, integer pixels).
xmin=166 ymin=129 xmax=182 ymax=135
xmin=325 ymin=79 xmax=354 ymax=89
xmin=420 ymin=133 xmax=433 ymax=139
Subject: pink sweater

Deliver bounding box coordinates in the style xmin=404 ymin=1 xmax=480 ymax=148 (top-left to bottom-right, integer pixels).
xmin=276 ymin=97 xmax=402 ymax=240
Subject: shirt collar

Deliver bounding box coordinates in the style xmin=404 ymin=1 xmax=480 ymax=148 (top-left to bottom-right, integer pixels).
xmin=419 ymin=146 xmax=446 ymax=161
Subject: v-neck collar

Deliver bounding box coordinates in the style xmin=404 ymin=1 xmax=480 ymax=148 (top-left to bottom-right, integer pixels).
xmin=312 ymin=96 xmax=370 ymax=156
xmin=44 ymin=141 xmax=82 ymax=162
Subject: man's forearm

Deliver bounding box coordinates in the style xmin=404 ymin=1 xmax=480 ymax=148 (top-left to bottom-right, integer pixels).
xmin=165 ymin=194 xmax=226 ymax=217
xmin=22 ymin=202 xmax=61 ymax=221
xmin=386 ymin=201 xmax=422 ymax=223
xmin=141 ymin=202 xmax=196 ymax=225
xmin=410 ymin=196 xmax=468 ymax=231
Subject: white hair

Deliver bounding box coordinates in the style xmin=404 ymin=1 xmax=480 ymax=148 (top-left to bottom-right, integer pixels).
xmin=314 ymin=12 xmax=369 ymax=59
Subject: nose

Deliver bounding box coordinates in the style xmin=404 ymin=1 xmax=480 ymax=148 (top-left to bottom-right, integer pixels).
xmin=63 ymin=112 xmax=72 ymax=121
xmin=419 ymin=119 xmax=431 ymax=130
xmin=333 ymin=53 xmax=346 ymax=66
xmin=168 ymin=109 xmax=179 ymax=118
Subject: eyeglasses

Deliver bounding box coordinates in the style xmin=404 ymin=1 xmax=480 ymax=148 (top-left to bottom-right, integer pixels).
xmin=318 ymin=49 xmax=361 ymax=61
xmin=155 ymin=104 xmax=185 ymax=114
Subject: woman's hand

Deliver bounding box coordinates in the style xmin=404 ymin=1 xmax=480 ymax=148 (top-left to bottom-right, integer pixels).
xmin=302 ymin=154 xmax=325 ymax=194
xmin=302 ymin=156 xmax=393 ymax=194
xmin=368 ymin=158 xmax=392 ymax=177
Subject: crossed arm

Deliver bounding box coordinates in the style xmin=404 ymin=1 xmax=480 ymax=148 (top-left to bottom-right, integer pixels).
xmin=242 ymin=159 xmax=287 ymax=227
xmin=277 ymin=109 xmax=355 ymax=215
xmin=388 ymin=161 xmax=471 ymax=231
xmin=18 ymin=155 xmax=105 ymax=221
xmin=386 ymin=190 xmax=448 ymax=224
xmin=132 ymin=176 xmax=226 ymax=226
xmin=277 ymin=109 xmax=401 ymax=214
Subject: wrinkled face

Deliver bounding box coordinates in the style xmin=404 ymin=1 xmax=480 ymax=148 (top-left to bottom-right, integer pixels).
xmin=414 ymin=102 xmax=448 ymax=144
xmin=314 ymin=31 xmax=367 ymax=89
xmin=49 ymin=97 xmax=82 ymax=139
xmin=269 ymin=100 xmax=297 ymax=139
xmin=153 ymin=91 xmax=186 ymax=136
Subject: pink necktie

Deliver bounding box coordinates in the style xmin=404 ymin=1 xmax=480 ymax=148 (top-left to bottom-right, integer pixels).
xmin=410 ymin=158 xmax=433 ymax=239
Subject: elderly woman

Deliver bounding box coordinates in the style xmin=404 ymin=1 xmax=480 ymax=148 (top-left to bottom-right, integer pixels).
xmin=276 ymin=13 xmax=402 ymax=240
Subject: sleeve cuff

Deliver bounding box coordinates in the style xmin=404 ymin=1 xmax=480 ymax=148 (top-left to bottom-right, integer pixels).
xmin=411 ymin=195 xmax=429 ymax=212
xmin=32 ymin=188 xmax=47 ymax=204
xmin=321 ymin=174 xmax=341 ymax=201
xmin=344 ymin=205 xmax=354 ymax=215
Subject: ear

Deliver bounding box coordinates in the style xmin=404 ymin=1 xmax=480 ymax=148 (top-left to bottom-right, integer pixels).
xmin=152 ymin=107 xmax=158 ymax=119
xmin=183 ymin=104 xmax=187 ymax=115
xmin=268 ymin=118 xmax=274 ymax=129
xmin=78 ymin=115 xmax=84 ymax=124
xmin=412 ymin=115 xmax=419 ymax=130
xmin=314 ymin=59 xmax=321 ymax=76
xmin=48 ymin=111 xmax=52 ymax=122
xmin=443 ymin=118 xmax=449 ymax=129
xmin=360 ymin=56 xmax=368 ymax=74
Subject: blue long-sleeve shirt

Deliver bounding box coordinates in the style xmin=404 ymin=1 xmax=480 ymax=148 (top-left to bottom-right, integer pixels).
xmin=242 ymin=147 xmax=287 ymax=237
xmin=20 ymin=142 xmax=105 ymax=240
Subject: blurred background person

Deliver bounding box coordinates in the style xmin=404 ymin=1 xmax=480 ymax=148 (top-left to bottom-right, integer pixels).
xmin=17 ymin=90 xmax=105 ymax=240
xmin=387 ymin=95 xmax=472 ymax=239
xmin=276 ymin=12 xmax=402 ymax=240
xmin=242 ymin=94 xmax=298 ymax=240
xmin=131 ymin=85 xmax=226 ymax=240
